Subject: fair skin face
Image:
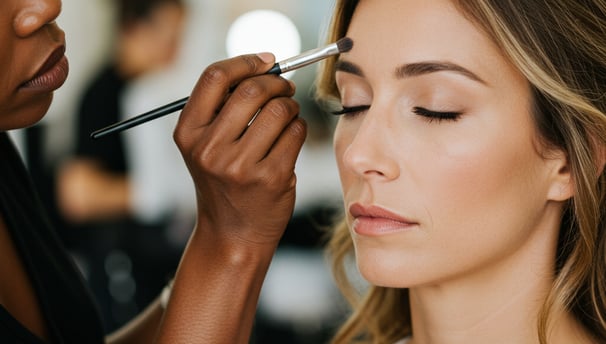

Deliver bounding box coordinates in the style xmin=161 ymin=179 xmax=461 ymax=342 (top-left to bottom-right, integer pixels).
xmin=334 ymin=0 xmax=588 ymax=343
xmin=2 ymin=0 xmax=306 ymax=343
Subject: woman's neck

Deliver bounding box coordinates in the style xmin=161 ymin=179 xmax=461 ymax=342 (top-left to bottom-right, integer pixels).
xmin=409 ymin=269 xmax=549 ymax=343
xmin=406 ymin=213 xmax=591 ymax=344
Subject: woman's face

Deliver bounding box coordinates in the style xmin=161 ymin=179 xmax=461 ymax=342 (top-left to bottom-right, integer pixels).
xmin=334 ymin=0 xmax=566 ymax=287
xmin=0 ymin=0 xmax=67 ymax=131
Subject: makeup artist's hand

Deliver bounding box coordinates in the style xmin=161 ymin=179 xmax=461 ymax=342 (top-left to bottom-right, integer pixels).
xmin=157 ymin=53 xmax=306 ymax=344
xmin=174 ymin=53 xmax=307 ymax=252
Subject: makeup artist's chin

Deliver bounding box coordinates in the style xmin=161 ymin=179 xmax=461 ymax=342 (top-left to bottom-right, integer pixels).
xmin=0 ymin=94 xmax=56 ymax=131
xmin=2 ymin=56 xmax=70 ymax=130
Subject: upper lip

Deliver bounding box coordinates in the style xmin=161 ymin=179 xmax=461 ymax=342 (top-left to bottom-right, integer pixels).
xmin=349 ymin=203 xmax=417 ymax=224
xmin=30 ymin=45 xmax=66 ymax=80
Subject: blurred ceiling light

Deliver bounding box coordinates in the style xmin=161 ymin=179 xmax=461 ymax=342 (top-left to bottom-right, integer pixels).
xmin=226 ymin=9 xmax=301 ymax=78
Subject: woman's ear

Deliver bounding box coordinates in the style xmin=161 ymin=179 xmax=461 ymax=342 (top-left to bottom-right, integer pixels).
xmin=546 ymin=149 xmax=574 ymax=202
xmin=546 ymin=138 xmax=606 ymax=202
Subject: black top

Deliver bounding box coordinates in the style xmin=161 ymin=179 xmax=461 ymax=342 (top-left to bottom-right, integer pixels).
xmin=74 ymin=64 xmax=127 ymax=173
xmin=0 ymin=132 xmax=104 ymax=343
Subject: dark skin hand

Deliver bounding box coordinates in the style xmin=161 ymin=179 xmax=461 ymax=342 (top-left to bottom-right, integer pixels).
xmin=176 ymin=52 xmax=305 ymax=248
xmin=155 ymin=52 xmax=307 ymax=343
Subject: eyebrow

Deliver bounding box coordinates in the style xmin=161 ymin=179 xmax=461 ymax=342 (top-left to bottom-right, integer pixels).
xmin=335 ymin=59 xmax=487 ymax=85
xmin=335 ymin=60 xmax=365 ymax=77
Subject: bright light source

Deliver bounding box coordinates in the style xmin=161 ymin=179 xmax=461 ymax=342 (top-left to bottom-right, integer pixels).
xmin=226 ymin=10 xmax=301 ymax=78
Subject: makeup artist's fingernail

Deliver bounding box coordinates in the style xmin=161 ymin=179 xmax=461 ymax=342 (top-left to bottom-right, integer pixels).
xmin=257 ymin=52 xmax=274 ymax=64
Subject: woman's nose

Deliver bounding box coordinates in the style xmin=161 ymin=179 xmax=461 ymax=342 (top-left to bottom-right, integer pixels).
xmin=341 ymin=114 xmax=400 ymax=181
xmin=13 ymin=0 xmax=62 ymax=37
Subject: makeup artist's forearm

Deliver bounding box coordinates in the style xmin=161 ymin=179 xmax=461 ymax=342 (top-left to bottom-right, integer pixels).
xmin=155 ymin=229 xmax=275 ymax=343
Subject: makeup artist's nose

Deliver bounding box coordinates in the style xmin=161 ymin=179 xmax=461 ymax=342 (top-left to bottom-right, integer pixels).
xmin=14 ymin=0 xmax=62 ymax=37
xmin=341 ymin=112 xmax=400 ymax=181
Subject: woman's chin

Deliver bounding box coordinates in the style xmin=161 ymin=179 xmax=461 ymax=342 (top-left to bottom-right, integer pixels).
xmin=356 ymin=253 xmax=419 ymax=288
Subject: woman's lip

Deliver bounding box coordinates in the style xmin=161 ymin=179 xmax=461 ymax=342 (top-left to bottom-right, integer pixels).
xmin=21 ymin=46 xmax=69 ymax=91
xmin=349 ymin=203 xmax=418 ymax=236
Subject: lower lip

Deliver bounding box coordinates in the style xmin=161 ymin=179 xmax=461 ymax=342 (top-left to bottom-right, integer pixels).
xmin=21 ymin=55 xmax=69 ymax=92
xmin=353 ymin=216 xmax=417 ymax=236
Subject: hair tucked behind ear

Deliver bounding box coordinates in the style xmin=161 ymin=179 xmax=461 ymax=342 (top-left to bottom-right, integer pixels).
xmin=317 ymin=0 xmax=606 ymax=343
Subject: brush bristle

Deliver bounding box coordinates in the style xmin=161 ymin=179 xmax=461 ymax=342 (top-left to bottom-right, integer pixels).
xmin=336 ymin=37 xmax=353 ymax=53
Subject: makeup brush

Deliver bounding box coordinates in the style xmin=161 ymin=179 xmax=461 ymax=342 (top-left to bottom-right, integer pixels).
xmin=91 ymin=37 xmax=353 ymax=139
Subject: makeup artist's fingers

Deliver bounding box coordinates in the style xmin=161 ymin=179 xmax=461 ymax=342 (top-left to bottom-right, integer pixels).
xmin=209 ymin=74 xmax=295 ymax=144
xmin=178 ymin=53 xmax=276 ymax=131
xmin=261 ymin=116 xmax=307 ymax=171
xmin=237 ymin=96 xmax=301 ymax=162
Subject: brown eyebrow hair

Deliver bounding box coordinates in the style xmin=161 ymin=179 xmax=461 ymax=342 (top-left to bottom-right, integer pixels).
xmin=335 ymin=59 xmax=365 ymax=77
xmin=397 ymin=61 xmax=487 ymax=84
xmin=335 ymin=59 xmax=487 ymax=85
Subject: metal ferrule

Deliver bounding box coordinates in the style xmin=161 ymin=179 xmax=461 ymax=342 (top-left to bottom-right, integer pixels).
xmin=277 ymin=42 xmax=340 ymax=73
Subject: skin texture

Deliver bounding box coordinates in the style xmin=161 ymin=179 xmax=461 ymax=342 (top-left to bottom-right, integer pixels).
xmin=333 ymin=0 xmax=589 ymax=343
xmin=0 ymin=0 xmax=306 ymax=343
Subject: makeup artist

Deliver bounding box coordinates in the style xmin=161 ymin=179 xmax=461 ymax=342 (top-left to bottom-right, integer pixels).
xmin=0 ymin=0 xmax=305 ymax=343
xmin=54 ymin=0 xmax=188 ymax=331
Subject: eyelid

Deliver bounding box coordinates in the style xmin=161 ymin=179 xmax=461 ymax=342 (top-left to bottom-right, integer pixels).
xmin=331 ymin=105 xmax=371 ymax=116
xmin=412 ymin=106 xmax=462 ymax=122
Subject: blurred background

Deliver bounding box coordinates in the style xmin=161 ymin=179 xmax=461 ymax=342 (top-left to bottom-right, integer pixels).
xmin=9 ymin=0 xmax=351 ymax=342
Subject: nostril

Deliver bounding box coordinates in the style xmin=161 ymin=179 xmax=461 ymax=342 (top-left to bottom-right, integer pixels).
xmin=364 ymin=170 xmax=385 ymax=177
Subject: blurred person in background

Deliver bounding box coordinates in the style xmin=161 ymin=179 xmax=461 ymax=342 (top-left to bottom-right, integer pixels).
xmin=56 ymin=0 xmax=187 ymax=332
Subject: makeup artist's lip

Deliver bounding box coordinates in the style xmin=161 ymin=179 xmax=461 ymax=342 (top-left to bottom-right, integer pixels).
xmin=350 ymin=203 xmax=418 ymax=236
xmin=21 ymin=46 xmax=69 ymax=92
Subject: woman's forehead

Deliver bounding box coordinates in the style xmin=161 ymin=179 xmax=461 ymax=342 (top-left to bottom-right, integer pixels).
xmin=342 ymin=0 xmax=523 ymax=91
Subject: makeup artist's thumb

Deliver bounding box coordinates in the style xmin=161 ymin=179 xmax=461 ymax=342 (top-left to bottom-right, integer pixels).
xmin=257 ymin=52 xmax=275 ymax=67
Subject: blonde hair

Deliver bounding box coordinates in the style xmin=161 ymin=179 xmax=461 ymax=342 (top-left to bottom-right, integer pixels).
xmin=316 ymin=1 xmax=606 ymax=343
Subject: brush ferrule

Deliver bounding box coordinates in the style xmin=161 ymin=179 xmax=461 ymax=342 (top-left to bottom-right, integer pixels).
xmin=277 ymin=42 xmax=340 ymax=74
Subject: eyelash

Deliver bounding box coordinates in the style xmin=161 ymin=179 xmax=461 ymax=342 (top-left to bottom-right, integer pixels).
xmin=332 ymin=105 xmax=462 ymax=122
xmin=331 ymin=105 xmax=370 ymax=116
xmin=413 ymin=107 xmax=462 ymax=123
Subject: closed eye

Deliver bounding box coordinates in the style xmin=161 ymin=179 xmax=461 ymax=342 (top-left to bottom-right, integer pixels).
xmin=331 ymin=105 xmax=370 ymax=117
xmin=413 ymin=107 xmax=461 ymax=123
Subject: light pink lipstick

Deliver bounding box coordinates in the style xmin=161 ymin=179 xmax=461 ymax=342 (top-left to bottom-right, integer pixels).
xmin=21 ymin=46 xmax=69 ymax=92
xmin=350 ymin=203 xmax=418 ymax=236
